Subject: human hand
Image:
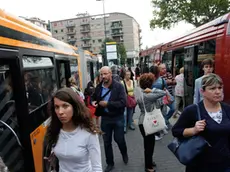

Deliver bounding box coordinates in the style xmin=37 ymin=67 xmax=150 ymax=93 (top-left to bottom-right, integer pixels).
xmin=99 ymin=101 xmax=108 ymax=107
xmin=193 ymin=120 xmax=206 ymax=135
xmin=92 ymin=101 xmax=98 ymax=108
xmin=144 ymin=88 xmax=152 ymax=93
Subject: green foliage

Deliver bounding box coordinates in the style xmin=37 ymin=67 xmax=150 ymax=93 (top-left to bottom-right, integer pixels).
xmin=150 ymin=0 xmax=230 ymax=29
xmin=117 ymin=43 xmax=127 ymax=65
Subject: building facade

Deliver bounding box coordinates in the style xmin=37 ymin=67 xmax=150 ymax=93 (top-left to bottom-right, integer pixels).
xmin=50 ymin=12 xmax=142 ymax=62
xmin=20 ymin=16 xmax=49 ymax=30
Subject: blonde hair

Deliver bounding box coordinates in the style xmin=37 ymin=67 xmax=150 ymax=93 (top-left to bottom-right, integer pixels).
xmin=202 ymin=73 xmax=223 ymax=90
xmin=180 ymin=67 xmax=184 ymax=74
xmin=69 ymin=76 xmax=77 ymax=86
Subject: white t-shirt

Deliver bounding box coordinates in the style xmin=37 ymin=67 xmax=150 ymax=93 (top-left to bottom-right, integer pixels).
xmin=54 ymin=127 xmax=102 ymax=172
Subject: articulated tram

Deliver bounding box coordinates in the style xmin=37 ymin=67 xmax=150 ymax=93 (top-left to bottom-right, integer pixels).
xmin=0 ymin=9 xmax=98 ymax=172
xmin=140 ymin=12 xmax=230 ymax=106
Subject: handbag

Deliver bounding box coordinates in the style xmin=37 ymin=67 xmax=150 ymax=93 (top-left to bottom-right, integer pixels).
xmin=167 ymin=104 xmax=211 ymax=165
xmin=161 ymin=78 xmax=174 ymax=105
xmin=123 ymin=80 xmax=137 ymax=108
xmin=142 ymin=91 xmax=166 ymax=136
xmin=94 ymin=89 xmax=111 ymax=117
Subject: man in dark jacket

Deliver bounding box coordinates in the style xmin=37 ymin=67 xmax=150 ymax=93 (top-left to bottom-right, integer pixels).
xmin=92 ymin=66 xmax=128 ymax=172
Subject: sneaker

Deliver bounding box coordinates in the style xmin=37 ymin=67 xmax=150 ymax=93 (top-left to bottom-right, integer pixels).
xmin=163 ymin=129 xmax=168 ymax=135
xmin=129 ymin=124 xmax=135 ymax=130
xmin=104 ymin=164 xmax=114 ymax=172
xmin=122 ymin=153 xmax=129 ymax=164
xmin=155 ymin=135 xmax=163 ymax=141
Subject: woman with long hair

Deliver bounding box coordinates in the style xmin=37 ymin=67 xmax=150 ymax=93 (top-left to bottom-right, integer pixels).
xmin=45 ymin=87 xmax=102 ymax=172
xmin=84 ymin=81 xmax=100 ymax=127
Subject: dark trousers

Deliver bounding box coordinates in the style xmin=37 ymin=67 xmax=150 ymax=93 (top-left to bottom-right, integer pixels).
xmin=139 ymin=124 xmax=155 ymax=169
xmin=101 ymin=117 xmax=127 ymax=165
xmin=186 ymin=165 xmax=230 ymax=172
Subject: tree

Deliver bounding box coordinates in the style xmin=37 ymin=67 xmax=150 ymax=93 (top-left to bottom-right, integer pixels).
xmin=100 ymin=38 xmax=127 ymax=66
xmin=150 ymin=0 xmax=230 ymax=29
xmin=117 ymin=43 xmax=127 ymax=66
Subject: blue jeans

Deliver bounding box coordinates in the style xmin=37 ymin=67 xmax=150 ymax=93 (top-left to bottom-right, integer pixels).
xmin=124 ymin=108 xmax=127 ymax=131
xmin=101 ymin=116 xmax=128 ymax=165
xmin=127 ymin=107 xmax=134 ymax=127
xmin=165 ymin=100 xmax=175 ymax=126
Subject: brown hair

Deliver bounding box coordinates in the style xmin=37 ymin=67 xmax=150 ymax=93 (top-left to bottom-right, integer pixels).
xmin=46 ymin=87 xmax=100 ymax=146
xmin=201 ymin=58 xmax=214 ymax=68
xmin=150 ymin=65 xmax=160 ymax=78
xmin=139 ymin=73 xmax=155 ymax=89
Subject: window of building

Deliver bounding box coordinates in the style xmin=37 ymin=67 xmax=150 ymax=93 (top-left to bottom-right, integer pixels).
xmin=71 ymin=36 xmax=74 ymax=39
xmin=98 ymin=39 xmax=102 ymax=43
xmin=22 ymin=56 xmax=57 ymax=112
xmin=61 ymin=29 xmax=63 ymax=32
xmin=54 ymin=30 xmax=58 ymax=33
xmin=62 ymin=37 xmax=64 ymax=40
xmin=92 ymin=40 xmax=95 ymax=43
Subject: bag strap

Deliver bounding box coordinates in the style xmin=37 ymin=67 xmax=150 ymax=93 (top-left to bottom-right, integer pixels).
xmin=141 ymin=91 xmax=147 ymax=113
xmin=195 ymin=104 xmax=201 ymax=121
xmin=161 ymin=77 xmax=165 ymax=90
xmin=97 ymin=89 xmax=111 ymax=104
xmin=123 ymin=80 xmax=128 ymax=94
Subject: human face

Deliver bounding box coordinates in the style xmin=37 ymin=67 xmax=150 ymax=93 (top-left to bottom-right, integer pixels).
xmin=54 ymin=98 xmax=74 ymax=124
xmin=125 ymin=71 xmax=131 ymax=80
xmin=202 ymin=84 xmax=223 ymax=103
xmin=100 ymin=69 xmax=112 ymax=84
xmin=160 ymin=64 xmax=167 ymax=75
xmin=203 ymin=64 xmax=213 ymax=75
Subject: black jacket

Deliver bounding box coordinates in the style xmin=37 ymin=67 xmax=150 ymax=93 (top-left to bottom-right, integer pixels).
xmin=93 ymin=79 xmax=127 ymax=117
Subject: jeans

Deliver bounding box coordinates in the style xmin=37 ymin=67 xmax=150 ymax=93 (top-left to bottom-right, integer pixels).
xmin=124 ymin=108 xmax=127 ymax=131
xmin=165 ymin=100 xmax=175 ymax=126
xmin=139 ymin=124 xmax=155 ymax=169
xmin=101 ymin=117 xmax=128 ymax=165
xmin=127 ymin=107 xmax=134 ymax=127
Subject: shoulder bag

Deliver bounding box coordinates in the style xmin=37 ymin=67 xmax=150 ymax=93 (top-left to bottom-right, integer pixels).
xmin=142 ymin=92 xmax=166 ymax=136
xmin=94 ymin=88 xmax=111 ymax=117
xmin=167 ymin=104 xmax=211 ymax=165
xmin=123 ymin=80 xmax=137 ymax=108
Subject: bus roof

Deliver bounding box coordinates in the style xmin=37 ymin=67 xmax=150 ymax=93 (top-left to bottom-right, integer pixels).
xmin=0 ymin=9 xmax=78 ymax=57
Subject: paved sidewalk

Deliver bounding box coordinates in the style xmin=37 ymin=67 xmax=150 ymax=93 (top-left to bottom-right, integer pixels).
xmin=100 ymin=107 xmax=185 ymax=172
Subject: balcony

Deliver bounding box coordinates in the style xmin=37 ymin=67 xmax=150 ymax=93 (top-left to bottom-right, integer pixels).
xmin=111 ymin=25 xmax=123 ymax=29
xmin=82 ymin=43 xmax=92 ymax=48
xmin=111 ymin=31 xmax=123 ymax=37
xmin=80 ymin=28 xmax=90 ymax=33
xmin=80 ymin=20 xmax=90 ymax=26
xmin=66 ymin=23 xmax=75 ymax=28
xmin=66 ymin=30 xmax=76 ymax=35
xmin=81 ymin=36 xmax=91 ymax=40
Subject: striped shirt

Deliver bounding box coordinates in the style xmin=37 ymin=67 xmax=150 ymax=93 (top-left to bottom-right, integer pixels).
xmin=161 ymin=72 xmax=175 ymax=95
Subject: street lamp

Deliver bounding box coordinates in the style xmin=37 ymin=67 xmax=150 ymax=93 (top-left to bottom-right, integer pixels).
xmin=96 ymin=0 xmax=108 ymax=66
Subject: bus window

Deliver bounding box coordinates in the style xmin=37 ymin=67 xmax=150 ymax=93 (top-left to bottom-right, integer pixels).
xmin=58 ymin=62 xmax=66 ymax=88
xmin=197 ymin=40 xmax=216 ymax=77
xmin=87 ymin=62 xmax=91 ymax=83
xmin=22 ymin=56 xmax=57 ymax=112
xmin=70 ymin=59 xmax=80 ymax=89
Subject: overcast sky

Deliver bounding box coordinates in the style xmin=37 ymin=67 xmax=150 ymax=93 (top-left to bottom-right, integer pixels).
xmin=2 ymin=0 xmax=195 ymax=49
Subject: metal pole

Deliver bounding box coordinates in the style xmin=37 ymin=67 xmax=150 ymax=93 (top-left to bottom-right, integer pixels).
xmin=102 ymin=0 xmax=108 ymax=66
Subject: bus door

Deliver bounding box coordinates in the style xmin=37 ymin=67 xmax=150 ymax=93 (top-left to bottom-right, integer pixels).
xmin=0 ymin=49 xmax=25 ymax=172
xmin=184 ymin=45 xmax=198 ymax=106
xmin=162 ymin=51 xmax=173 ymax=73
xmin=55 ymin=55 xmax=72 ymax=88
xmin=20 ymin=50 xmax=58 ymax=172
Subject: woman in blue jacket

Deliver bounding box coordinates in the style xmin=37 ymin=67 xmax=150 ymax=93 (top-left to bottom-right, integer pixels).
xmin=172 ymin=73 xmax=230 ymax=172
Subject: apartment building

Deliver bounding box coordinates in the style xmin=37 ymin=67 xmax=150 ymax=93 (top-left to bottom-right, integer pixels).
xmin=20 ymin=16 xmax=49 ymax=30
xmin=50 ymin=12 xmax=142 ymax=62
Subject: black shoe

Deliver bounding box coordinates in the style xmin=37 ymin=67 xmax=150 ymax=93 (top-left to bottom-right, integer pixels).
xmin=152 ymin=161 xmax=157 ymax=167
xmin=122 ymin=153 xmax=129 ymax=164
xmin=104 ymin=164 xmax=114 ymax=172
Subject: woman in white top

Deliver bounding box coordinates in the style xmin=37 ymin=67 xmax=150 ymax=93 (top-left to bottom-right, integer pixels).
xmin=174 ymin=67 xmax=185 ymax=118
xmin=45 ymin=87 xmax=102 ymax=172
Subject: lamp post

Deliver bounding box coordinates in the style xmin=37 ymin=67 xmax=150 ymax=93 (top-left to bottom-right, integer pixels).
xmin=97 ymin=0 xmax=108 ymax=66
